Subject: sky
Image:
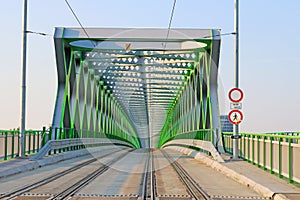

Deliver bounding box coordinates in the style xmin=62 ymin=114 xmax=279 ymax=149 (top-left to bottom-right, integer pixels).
xmin=0 ymin=0 xmax=299 ymax=132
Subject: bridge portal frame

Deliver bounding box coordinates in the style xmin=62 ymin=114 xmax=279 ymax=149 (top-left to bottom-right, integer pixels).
xmin=52 ymin=28 xmax=221 ymax=148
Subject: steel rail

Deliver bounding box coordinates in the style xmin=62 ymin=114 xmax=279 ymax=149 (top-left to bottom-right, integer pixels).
xmin=48 ymin=149 xmax=135 ymax=200
xmin=141 ymin=149 xmax=150 ymax=200
xmin=161 ymin=149 xmax=211 ymax=200
xmin=0 ymin=148 xmax=127 ymax=200
xmin=150 ymin=149 xmax=157 ymax=200
xmin=140 ymin=149 xmax=156 ymax=200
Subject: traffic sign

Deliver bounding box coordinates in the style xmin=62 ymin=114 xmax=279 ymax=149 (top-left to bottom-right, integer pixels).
xmin=230 ymin=102 xmax=242 ymax=110
xmin=125 ymin=43 xmax=131 ymax=51
xmin=228 ymin=110 xmax=243 ymax=125
xmin=229 ymin=88 xmax=244 ymax=102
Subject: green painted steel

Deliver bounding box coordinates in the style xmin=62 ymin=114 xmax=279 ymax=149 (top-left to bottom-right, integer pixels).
xmin=0 ymin=126 xmax=140 ymax=161
xmin=0 ymin=129 xmax=47 ymax=161
xmin=53 ymin=28 xmax=221 ymax=148
xmin=53 ymin=127 xmax=139 ymax=149
xmin=54 ymin=46 xmax=141 ymax=147
xmin=222 ymin=132 xmax=300 ymax=184
xmin=158 ymin=50 xmax=216 ymax=147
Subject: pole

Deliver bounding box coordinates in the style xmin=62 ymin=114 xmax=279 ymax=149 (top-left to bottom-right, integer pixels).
xmin=233 ymin=0 xmax=239 ymax=159
xmin=20 ymin=0 xmax=28 ymax=158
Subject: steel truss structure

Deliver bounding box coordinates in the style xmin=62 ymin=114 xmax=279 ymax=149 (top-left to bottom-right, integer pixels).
xmin=52 ymin=28 xmax=221 ymax=148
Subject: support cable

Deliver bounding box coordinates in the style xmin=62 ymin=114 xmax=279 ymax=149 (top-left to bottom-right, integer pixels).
xmin=25 ymin=30 xmax=53 ymax=37
xmin=203 ymin=32 xmax=236 ymax=39
xmin=64 ymin=0 xmax=92 ymax=41
xmin=163 ymin=0 xmax=177 ymax=50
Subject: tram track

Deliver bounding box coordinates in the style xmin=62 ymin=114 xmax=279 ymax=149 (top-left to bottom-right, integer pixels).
xmin=161 ymin=149 xmax=211 ymax=200
xmin=0 ymin=148 xmax=271 ymax=200
xmin=150 ymin=149 xmax=157 ymax=200
xmin=47 ymin=149 xmax=135 ymax=200
xmin=140 ymin=149 xmax=156 ymax=200
xmin=0 ymin=148 xmax=133 ymax=200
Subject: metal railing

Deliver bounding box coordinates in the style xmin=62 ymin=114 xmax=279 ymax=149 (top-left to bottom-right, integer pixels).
xmin=1 ymin=126 xmax=140 ymax=161
xmin=222 ymin=132 xmax=300 ymax=183
xmin=0 ymin=128 xmax=49 ymax=160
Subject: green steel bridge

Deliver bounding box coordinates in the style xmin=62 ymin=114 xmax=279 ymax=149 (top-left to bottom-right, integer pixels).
xmin=51 ymin=28 xmax=221 ymax=149
xmin=1 ymin=28 xmax=300 ymax=186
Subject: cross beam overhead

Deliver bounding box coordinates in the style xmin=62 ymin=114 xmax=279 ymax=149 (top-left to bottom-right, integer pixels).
xmin=52 ymin=28 xmax=221 ymax=148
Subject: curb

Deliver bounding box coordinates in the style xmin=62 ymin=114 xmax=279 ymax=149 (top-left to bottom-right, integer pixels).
xmin=166 ymin=146 xmax=290 ymax=200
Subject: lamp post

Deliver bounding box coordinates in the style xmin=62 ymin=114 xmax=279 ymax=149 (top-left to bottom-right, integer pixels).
xmin=233 ymin=0 xmax=240 ymax=159
xmin=20 ymin=0 xmax=28 ymax=158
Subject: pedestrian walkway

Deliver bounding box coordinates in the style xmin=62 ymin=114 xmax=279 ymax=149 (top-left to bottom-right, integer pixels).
xmin=168 ymin=146 xmax=300 ymax=200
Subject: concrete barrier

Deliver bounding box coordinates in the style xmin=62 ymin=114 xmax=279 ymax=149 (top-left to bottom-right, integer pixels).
xmin=162 ymin=139 xmax=224 ymax=162
xmin=30 ymin=138 xmax=134 ymax=160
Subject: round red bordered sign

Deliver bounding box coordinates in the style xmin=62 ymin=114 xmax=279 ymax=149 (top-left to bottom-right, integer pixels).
xmin=228 ymin=88 xmax=244 ymax=102
xmin=228 ymin=110 xmax=243 ymax=125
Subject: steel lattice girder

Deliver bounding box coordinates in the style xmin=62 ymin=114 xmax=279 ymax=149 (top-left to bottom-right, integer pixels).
xmin=52 ymin=28 xmax=221 ymax=148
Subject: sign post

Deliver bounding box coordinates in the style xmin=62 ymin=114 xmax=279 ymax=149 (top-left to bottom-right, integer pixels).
xmin=228 ymin=88 xmax=243 ymax=160
xmin=232 ymin=0 xmax=240 ymax=160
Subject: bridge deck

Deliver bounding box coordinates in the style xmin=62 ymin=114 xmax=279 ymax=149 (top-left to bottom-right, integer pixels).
xmin=0 ymin=146 xmax=299 ymax=200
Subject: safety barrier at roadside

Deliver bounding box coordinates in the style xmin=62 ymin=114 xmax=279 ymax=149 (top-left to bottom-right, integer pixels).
xmin=158 ymin=129 xmax=214 ymax=148
xmin=29 ymin=138 xmax=134 ymax=160
xmin=0 ymin=128 xmax=49 ymax=160
xmin=162 ymin=138 xmax=224 ymax=162
xmin=0 ymin=126 xmax=140 ymax=161
xmin=222 ymin=132 xmax=300 ymax=183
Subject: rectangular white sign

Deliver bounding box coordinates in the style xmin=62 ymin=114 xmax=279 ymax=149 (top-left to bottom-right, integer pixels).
xmin=230 ymin=102 xmax=242 ymax=110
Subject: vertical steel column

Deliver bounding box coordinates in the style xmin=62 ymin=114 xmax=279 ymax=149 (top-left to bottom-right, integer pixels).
xmin=195 ymin=68 xmax=200 ymax=130
xmin=107 ymin=92 xmax=111 ymax=134
xmin=115 ymin=104 xmax=118 ymax=136
xmin=111 ymin=96 xmax=114 ymax=135
xmin=187 ymin=81 xmax=191 ymax=132
xmin=20 ymin=0 xmax=28 ymax=158
xmin=192 ymin=78 xmax=195 ymax=131
xmin=12 ymin=131 xmax=15 ymax=158
xmin=190 ymin=80 xmax=195 ymax=131
xmin=194 ymin=72 xmax=199 ymax=130
xmin=100 ymin=87 xmax=104 ymax=134
xmin=112 ymin=98 xmax=115 ymax=135
xmin=102 ymin=89 xmax=106 ymax=134
xmin=4 ymin=132 xmax=8 ymax=160
xmin=110 ymin=94 xmax=113 ymax=134
xmin=109 ymin=94 xmax=112 ymax=134
xmin=189 ymin=81 xmax=193 ymax=132
xmin=184 ymin=88 xmax=187 ymax=132
xmin=233 ymin=0 xmax=240 ymax=159
xmin=185 ymin=85 xmax=188 ymax=133
xmin=108 ymin=93 xmax=110 ymax=134
xmin=180 ymin=94 xmax=183 ymax=133
xmin=105 ymin=91 xmax=108 ymax=134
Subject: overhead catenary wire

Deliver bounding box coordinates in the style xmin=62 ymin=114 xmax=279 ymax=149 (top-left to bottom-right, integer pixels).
xmin=64 ymin=0 xmax=92 ymax=41
xmin=25 ymin=30 xmax=53 ymax=37
xmin=203 ymin=32 xmax=236 ymax=39
xmin=148 ymin=0 xmax=178 ymax=148
xmin=163 ymin=0 xmax=177 ymax=50
xmin=24 ymin=1 xmax=92 ymax=39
